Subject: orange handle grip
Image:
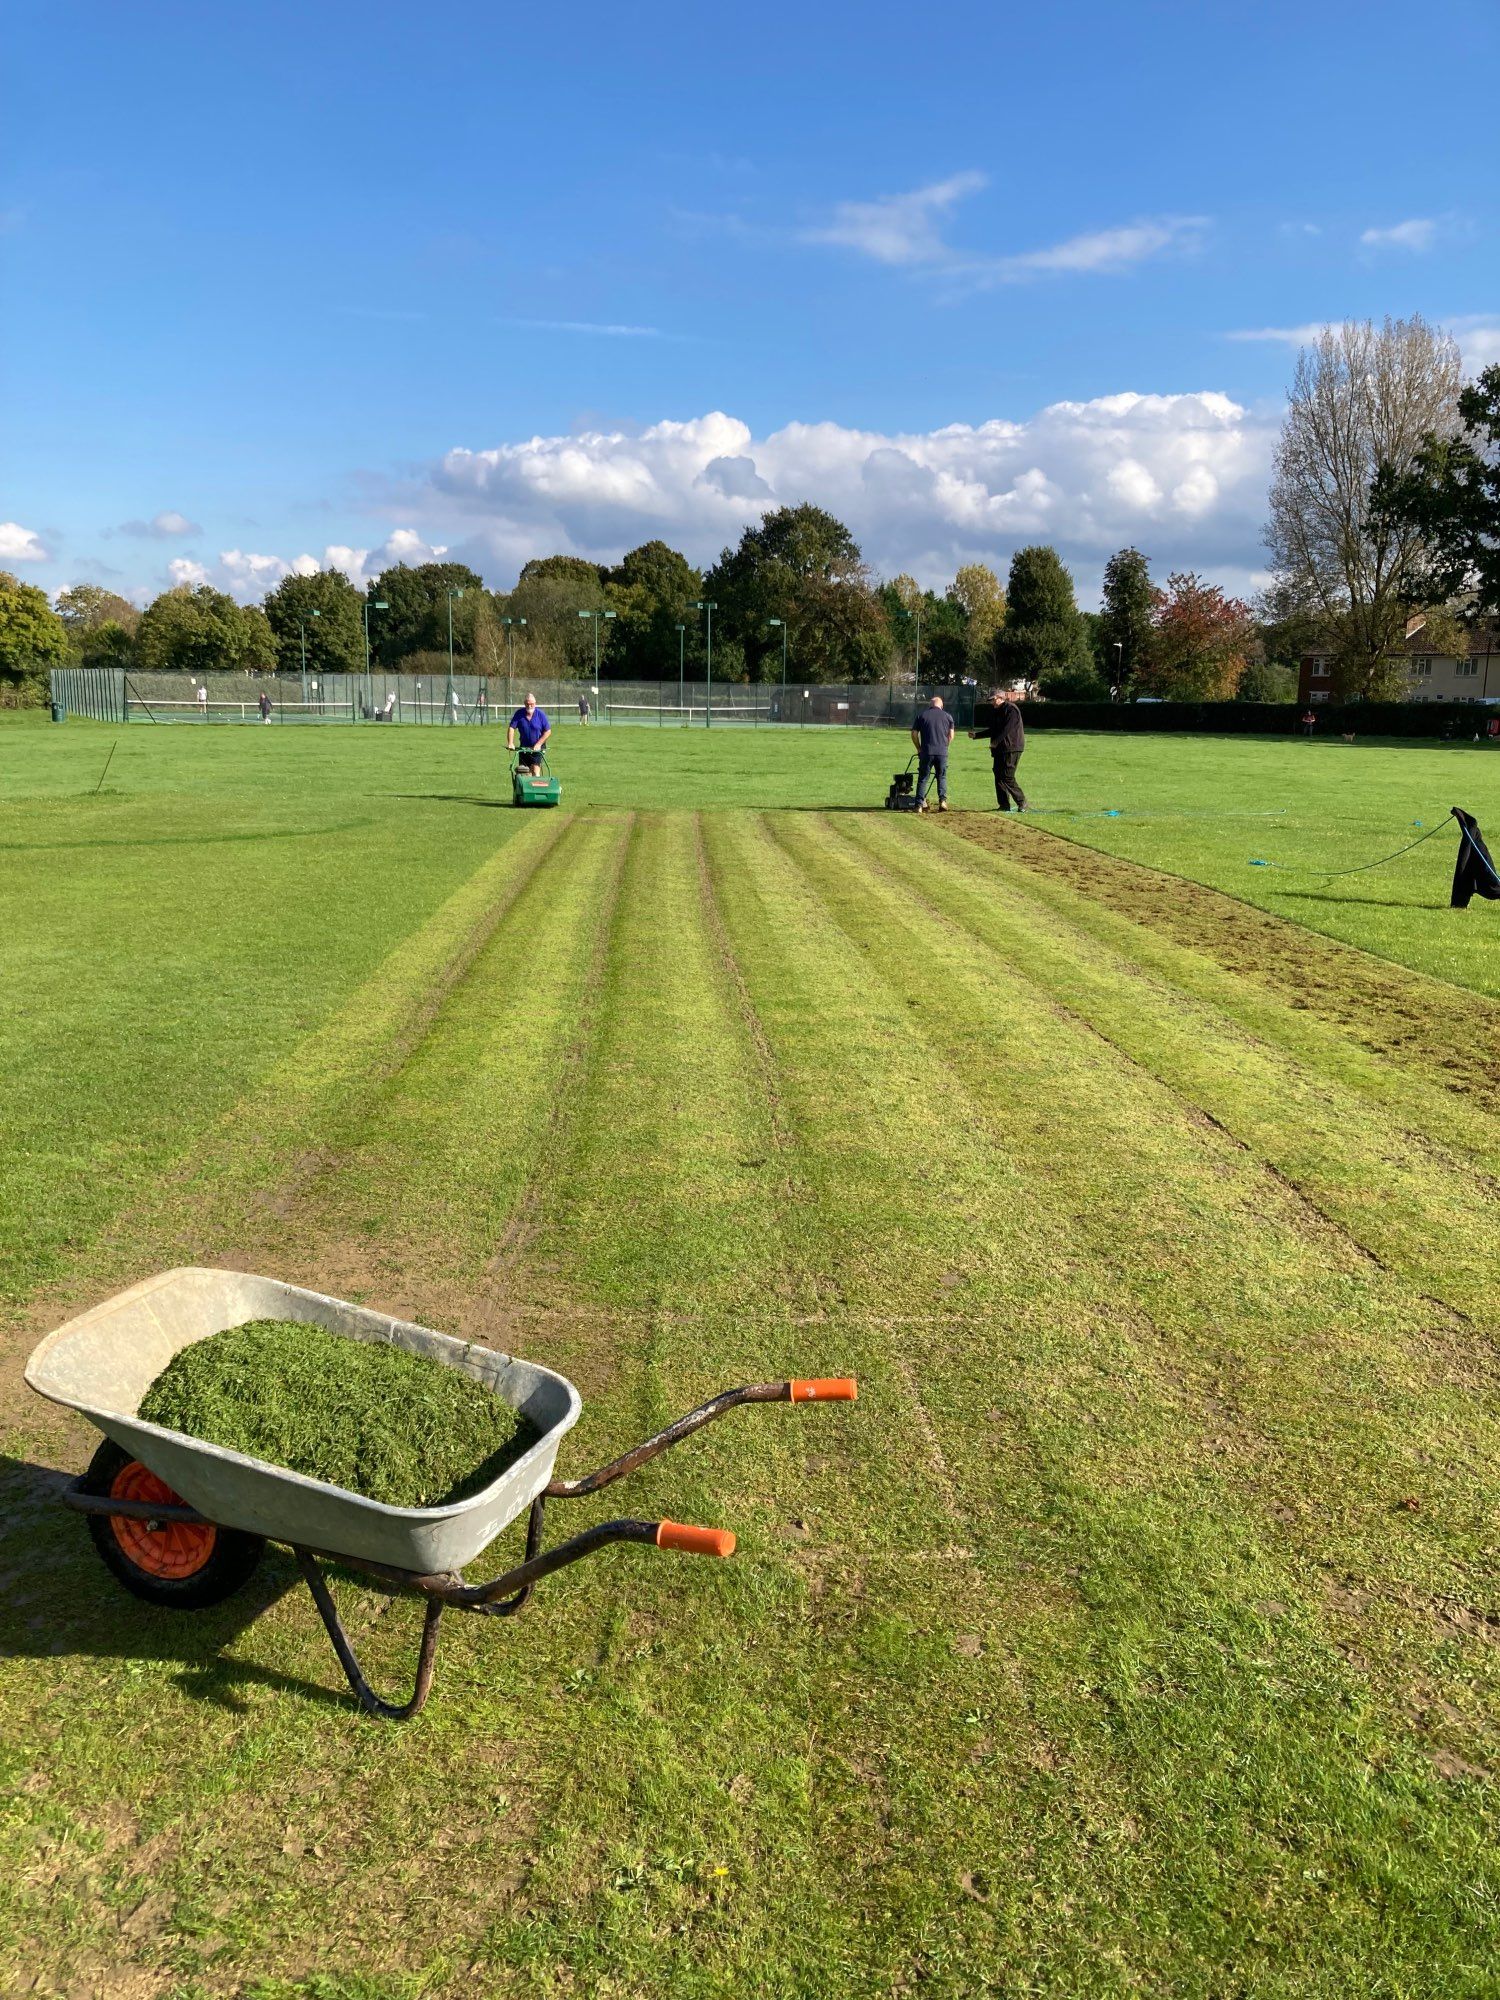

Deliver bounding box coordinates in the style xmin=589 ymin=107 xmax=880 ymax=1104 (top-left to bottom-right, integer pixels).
xmin=656 ymin=1520 xmax=736 ymax=1558
xmin=789 ymin=1378 xmax=859 ymax=1402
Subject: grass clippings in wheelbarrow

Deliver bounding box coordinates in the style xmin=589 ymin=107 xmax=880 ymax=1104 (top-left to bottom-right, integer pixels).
xmin=138 ymin=1319 xmax=540 ymax=1508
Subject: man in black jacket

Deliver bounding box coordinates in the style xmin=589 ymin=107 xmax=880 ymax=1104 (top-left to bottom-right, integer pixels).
xmin=970 ymin=688 xmax=1027 ymax=811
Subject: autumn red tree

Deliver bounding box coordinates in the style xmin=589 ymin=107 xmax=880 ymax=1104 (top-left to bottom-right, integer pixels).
xmin=1138 ymin=572 xmax=1253 ymax=699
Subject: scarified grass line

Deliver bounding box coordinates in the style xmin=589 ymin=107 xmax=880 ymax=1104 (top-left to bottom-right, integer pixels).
xmin=839 ymin=812 xmax=1500 ymax=1337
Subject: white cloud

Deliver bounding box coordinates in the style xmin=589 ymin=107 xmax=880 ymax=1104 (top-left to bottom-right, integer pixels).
xmin=804 ymin=171 xmax=988 ymax=266
xmin=802 ymin=173 xmax=1207 ymax=286
xmin=1359 ymin=217 xmax=1437 ymax=252
xmin=409 ymin=394 xmax=1274 ymax=601
xmin=0 ymin=521 xmax=51 ymax=562
xmin=1225 ymin=323 xmax=1335 ymax=345
xmin=120 ymin=509 xmax=201 ymax=538
xmin=1446 ymin=316 xmax=1500 ymax=373
xmin=163 ymin=529 xmax=451 ymax=601
xmin=989 ymin=215 xmax=1210 ymax=279
xmin=501 ymin=319 xmax=670 ymax=339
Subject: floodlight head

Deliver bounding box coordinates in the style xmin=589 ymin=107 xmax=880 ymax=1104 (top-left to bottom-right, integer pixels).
xmin=768 ymin=618 xmax=783 ymax=628
xmin=374 ymin=599 xmax=389 ymax=610
xmin=603 ymin=610 xmax=616 ymax=620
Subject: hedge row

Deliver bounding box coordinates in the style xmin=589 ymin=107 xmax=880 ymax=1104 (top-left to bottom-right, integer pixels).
xmin=1018 ymin=700 xmax=1497 ymax=738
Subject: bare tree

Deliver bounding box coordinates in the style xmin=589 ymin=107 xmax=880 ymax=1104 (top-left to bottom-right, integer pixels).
xmin=1265 ymin=316 xmax=1462 ymax=697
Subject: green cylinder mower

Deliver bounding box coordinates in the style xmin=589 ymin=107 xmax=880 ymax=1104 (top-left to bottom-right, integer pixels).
xmin=512 ymin=748 xmax=562 ymax=808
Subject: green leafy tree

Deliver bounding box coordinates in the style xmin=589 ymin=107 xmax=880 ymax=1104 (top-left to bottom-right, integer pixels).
xmin=79 ymin=619 xmax=137 ymax=671
xmin=56 ymin=584 xmax=140 ymax=642
xmin=1096 ymin=547 xmax=1153 ymax=691
xmin=262 ymin=569 xmax=364 ymax=678
xmin=134 ymin=585 xmax=267 ymax=676
xmin=604 ymin=540 xmax=703 ymax=679
xmin=1235 ymin=658 xmax=1298 ymax=701
xmin=0 ymin=570 xmax=67 ymax=702
xmin=706 ymin=504 xmax=883 ymax=682
xmin=368 ymin=561 xmax=487 ymax=665
xmin=1138 ymin=573 xmax=1252 ymax=698
xmin=505 ymin=562 xmax=611 ymax=677
xmin=993 ymin=546 xmax=1099 ymax=696
xmin=1371 ymin=362 xmax=1500 ymax=617
xmin=946 ymin=562 xmax=1005 ymax=669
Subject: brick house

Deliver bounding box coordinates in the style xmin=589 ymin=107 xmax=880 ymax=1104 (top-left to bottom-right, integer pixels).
xmin=1298 ymin=627 xmax=1499 ymax=705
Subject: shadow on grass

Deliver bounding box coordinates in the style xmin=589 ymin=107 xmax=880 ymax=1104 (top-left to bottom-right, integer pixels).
xmin=384 ymin=792 xmax=511 ymax=809
xmin=0 ymin=1452 xmax=354 ymax=1715
xmin=1272 ymin=889 xmax=1450 ymax=909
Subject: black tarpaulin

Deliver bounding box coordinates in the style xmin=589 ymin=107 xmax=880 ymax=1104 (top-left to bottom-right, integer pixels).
xmin=1451 ymin=807 xmax=1500 ymax=909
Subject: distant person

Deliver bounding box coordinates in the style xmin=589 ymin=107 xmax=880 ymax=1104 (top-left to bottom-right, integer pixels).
xmin=970 ymin=687 xmax=1027 ymax=812
xmin=258 ymin=690 xmax=272 ymax=724
xmin=1300 ymin=709 xmax=1317 ymax=738
xmin=911 ymin=694 xmax=954 ymax=813
xmin=383 ymin=690 xmax=397 ymax=720
xmin=508 ymin=691 xmax=552 ymax=771
xmin=196 ymin=682 xmax=208 ymax=717
xmin=450 ymin=686 xmax=461 ymax=723
xmin=578 ymin=693 xmax=591 ymax=726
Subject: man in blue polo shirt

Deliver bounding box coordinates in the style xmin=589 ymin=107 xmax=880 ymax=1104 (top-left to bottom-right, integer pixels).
xmin=507 ymin=691 xmax=551 ymax=770
xmin=910 ymin=694 xmax=955 ymax=812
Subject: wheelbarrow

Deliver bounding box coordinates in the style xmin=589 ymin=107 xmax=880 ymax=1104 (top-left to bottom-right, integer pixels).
xmin=511 ymin=748 xmax=561 ymax=807
xmin=25 ymin=1268 xmax=856 ymax=1720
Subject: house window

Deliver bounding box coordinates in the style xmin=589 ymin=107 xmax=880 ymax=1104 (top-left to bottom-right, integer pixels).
xmin=1310 ymin=690 xmax=1329 ymax=703
xmin=1310 ymin=658 xmax=1330 ymax=679
xmin=1413 ymin=657 xmax=1433 ymax=677
xmin=1456 ymin=659 xmax=1478 ymax=677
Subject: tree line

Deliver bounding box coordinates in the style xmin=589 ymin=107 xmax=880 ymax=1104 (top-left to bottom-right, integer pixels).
xmin=0 ymin=502 xmax=1300 ymax=706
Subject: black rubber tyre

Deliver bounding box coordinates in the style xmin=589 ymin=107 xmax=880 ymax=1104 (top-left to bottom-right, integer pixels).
xmin=81 ymin=1438 xmax=266 ymax=1610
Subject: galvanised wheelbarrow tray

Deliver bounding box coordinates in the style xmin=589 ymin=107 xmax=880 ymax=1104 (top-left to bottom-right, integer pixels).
xmin=26 ymin=1268 xmax=856 ymax=1719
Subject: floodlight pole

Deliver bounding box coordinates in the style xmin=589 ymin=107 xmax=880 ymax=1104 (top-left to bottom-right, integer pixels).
xmin=363 ymin=596 xmax=389 ymax=719
xmin=676 ymin=623 xmax=686 ymax=724
xmin=446 ymin=589 xmax=465 ymax=722
xmin=298 ymin=609 xmax=321 ymax=707
xmin=502 ymin=616 xmax=526 ymax=709
xmin=913 ymin=603 xmax=922 ymax=685
xmin=692 ymin=600 xmax=717 ymax=726
xmin=768 ymin=618 xmax=788 ymax=698
xmin=576 ymin=607 xmax=616 ymax=687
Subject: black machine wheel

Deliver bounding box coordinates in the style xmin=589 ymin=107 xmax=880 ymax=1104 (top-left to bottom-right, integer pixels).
xmin=81 ymin=1439 xmax=266 ymax=1609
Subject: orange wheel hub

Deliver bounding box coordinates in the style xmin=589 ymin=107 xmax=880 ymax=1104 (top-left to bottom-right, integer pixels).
xmin=109 ymin=1461 xmax=217 ymax=1579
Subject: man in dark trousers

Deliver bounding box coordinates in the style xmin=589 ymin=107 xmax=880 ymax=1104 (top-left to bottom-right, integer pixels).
xmin=970 ymin=687 xmax=1027 ymax=811
xmin=911 ymin=694 xmax=955 ymax=812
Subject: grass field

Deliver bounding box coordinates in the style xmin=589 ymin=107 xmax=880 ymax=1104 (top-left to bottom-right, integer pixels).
xmin=2 ymin=716 xmax=1496 ymax=1998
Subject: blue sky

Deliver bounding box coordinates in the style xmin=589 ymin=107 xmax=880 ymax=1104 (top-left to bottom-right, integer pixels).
xmin=4 ymin=0 xmax=1495 ymax=608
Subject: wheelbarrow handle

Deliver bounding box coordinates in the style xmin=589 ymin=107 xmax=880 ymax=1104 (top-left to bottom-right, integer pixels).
xmin=545 ymin=1377 xmax=860 ymax=1499
xmin=790 ymin=1378 xmax=858 ymax=1402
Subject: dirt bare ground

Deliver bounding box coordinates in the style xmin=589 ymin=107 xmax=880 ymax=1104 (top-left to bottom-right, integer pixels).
xmin=945 ymin=816 xmax=1500 ymax=1103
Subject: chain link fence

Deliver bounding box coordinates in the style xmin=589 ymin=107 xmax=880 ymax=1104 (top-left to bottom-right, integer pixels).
xmin=50 ymin=668 xmax=980 ymax=729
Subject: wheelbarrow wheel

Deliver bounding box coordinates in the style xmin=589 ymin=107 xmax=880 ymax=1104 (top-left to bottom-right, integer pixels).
xmin=81 ymin=1440 xmax=265 ymax=1609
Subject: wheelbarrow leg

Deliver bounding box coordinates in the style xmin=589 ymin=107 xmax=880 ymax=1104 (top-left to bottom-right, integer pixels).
xmin=294 ymin=1548 xmax=443 ymax=1721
